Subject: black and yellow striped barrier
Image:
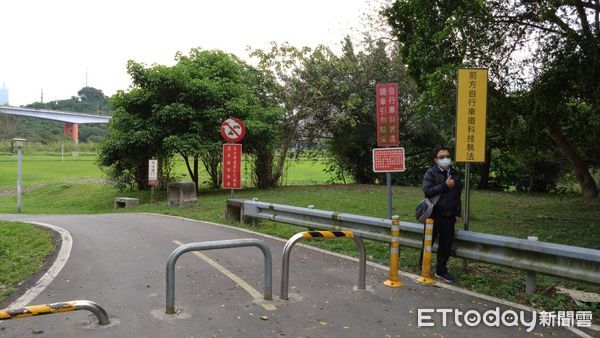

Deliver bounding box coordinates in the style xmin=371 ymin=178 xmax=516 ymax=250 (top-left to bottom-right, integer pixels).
xmin=302 ymin=231 xmax=354 ymax=239
xmin=384 ymin=216 xmax=403 ymax=288
xmin=280 ymin=230 xmax=366 ymax=300
xmin=0 ymin=300 xmax=110 ymax=325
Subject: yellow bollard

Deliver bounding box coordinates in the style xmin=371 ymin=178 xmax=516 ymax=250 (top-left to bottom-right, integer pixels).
xmin=417 ymin=218 xmax=435 ymax=284
xmin=384 ymin=215 xmax=403 ymax=288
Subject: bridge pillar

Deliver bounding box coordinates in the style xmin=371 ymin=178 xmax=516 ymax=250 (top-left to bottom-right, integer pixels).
xmin=63 ymin=122 xmax=79 ymax=143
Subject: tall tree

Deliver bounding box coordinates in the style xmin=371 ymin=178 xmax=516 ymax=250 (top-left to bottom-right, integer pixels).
xmin=384 ymin=0 xmax=600 ymax=199
xmin=100 ymin=49 xmax=283 ymax=191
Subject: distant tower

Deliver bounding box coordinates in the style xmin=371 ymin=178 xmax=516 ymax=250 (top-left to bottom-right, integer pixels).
xmin=0 ymin=82 xmax=8 ymax=105
xmin=40 ymin=88 xmax=44 ymax=103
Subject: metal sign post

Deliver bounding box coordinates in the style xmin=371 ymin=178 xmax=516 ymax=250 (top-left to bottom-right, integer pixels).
xmin=375 ymin=83 xmax=400 ymax=219
xmin=386 ymin=173 xmax=392 ymax=219
xmin=17 ymin=147 xmax=22 ymax=213
xmin=455 ymin=68 xmax=488 ymax=271
xmin=464 ymin=163 xmax=471 ymax=230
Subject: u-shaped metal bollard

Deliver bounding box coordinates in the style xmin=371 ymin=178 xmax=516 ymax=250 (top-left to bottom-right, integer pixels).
xmin=166 ymin=238 xmax=272 ymax=314
xmin=0 ymin=300 xmax=110 ymax=325
xmin=280 ymin=231 xmax=366 ymax=300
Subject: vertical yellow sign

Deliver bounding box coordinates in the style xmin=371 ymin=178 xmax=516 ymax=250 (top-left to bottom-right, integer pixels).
xmin=456 ymin=68 xmax=488 ymax=163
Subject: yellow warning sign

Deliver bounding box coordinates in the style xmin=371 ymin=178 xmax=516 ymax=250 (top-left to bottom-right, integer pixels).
xmin=456 ymin=68 xmax=488 ymax=163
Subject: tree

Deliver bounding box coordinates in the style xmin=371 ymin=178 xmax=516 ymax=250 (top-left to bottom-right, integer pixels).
xmin=252 ymin=38 xmax=420 ymax=184
xmin=384 ymin=0 xmax=600 ymax=199
xmin=99 ymin=49 xmax=283 ymax=191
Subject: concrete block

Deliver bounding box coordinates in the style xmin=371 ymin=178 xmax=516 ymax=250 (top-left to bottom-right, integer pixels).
xmin=167 ymin=182 xmax=197 ymax=207
xmin=114 ymin=197 xmax=140 ymax=210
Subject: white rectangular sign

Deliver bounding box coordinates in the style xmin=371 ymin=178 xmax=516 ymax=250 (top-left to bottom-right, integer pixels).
xmin=148 ymin=159 xmax=158 ymax=186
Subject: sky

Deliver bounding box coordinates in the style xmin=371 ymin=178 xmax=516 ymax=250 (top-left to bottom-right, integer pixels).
xmin=1 ymin=0 xmax=379 ymax=106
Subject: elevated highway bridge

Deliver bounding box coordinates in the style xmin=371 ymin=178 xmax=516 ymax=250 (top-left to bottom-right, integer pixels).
xmin=0 ymin=106 xmax=111 ymax=143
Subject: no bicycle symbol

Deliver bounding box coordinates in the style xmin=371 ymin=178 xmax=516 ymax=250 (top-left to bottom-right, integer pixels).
xmin=221 ymin=118 xmax=246 ymax=143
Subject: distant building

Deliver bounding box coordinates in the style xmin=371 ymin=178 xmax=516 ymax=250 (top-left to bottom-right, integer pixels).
xmin=0 ymin=82 xmax=8 ymax=105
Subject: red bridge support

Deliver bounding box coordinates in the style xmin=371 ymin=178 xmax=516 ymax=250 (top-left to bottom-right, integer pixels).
xmin=63 ymin=123 xmax=79 ymax=143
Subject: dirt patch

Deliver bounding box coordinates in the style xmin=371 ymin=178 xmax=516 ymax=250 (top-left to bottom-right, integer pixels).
xmin=0 ymin=178 xmax=104 ymax=197
xmin=0 ymin=183 xmax=46 ymax=197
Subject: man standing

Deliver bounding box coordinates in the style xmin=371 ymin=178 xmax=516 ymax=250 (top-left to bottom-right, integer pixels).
xmin=422 ymin=145 xmax=462 ymax=282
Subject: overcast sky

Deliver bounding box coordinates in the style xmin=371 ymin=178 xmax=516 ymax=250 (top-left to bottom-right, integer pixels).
xmin=1 ymin=0 xmax=378 ymax=106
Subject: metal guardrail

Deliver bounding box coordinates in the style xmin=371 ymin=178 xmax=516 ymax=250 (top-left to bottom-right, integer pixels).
xmin=166 ymin=238 xmax=272 ymax=314
xmin=241 ymin=200 xmax=600 ymax=285
xmin=281 ymin=231 xmax=366 ymax=300
xmin=0 ymin=300 xmax=110 ymax=325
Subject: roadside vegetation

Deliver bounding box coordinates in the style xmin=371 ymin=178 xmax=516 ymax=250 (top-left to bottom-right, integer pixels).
xmin=1 ymin=0 xmax=598 ymax=325
xmin=0 ymin=221 xmax=55 ymax=304
xmin=0 ymin=153 xmax=597 ymax=319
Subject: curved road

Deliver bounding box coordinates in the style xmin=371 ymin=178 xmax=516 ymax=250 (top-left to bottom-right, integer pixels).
xmin=0 ymin=213 xmax=579 ymax=337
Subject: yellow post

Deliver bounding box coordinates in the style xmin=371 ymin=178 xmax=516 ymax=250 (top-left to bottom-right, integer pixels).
xmin=417 ymin=218 xmax=435 ymax=284
xmin=384 ymin=215 xmax=403 ymax=287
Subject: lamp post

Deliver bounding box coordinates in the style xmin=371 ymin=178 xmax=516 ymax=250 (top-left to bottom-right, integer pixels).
xmin=13 ymin=138 xmax=26 ymax=213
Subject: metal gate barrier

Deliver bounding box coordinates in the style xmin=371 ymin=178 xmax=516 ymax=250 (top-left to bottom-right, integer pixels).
xmin=0 ymin=300 xmax=110 ymax=325
xmin=281 ymin=231 xmax=366 ymax=300
xmin=166 ymin=238 xmax=272 ymax=314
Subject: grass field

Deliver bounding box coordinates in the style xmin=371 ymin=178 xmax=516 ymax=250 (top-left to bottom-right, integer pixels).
xmin=0 ymin=221 xmax=55 ymax=303
xmin=0 ymin=154 xmax=338 ymax=192
xmin=0 ymin=153 xmax=598 ymax=321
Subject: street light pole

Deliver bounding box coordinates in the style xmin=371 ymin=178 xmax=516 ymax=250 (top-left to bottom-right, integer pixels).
xmin=13 ymin=138 xmax=26 ymax=213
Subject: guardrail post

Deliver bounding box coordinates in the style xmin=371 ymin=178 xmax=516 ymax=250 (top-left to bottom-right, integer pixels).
xmin=307 ymin=205 xmax=315 ymax=231
xmin=384 ymin=215 xmax=402 ymax=287
xmin=0 ymin=300 xmax=110 ymax=325
xmin=417 ymin=218 xmax=435 ymax=285
xmin=166 ymin=239 xmax=272 ymax=314
xmin=526 ymin=236 xmax=538 ymax=294
xmin=280 ymin=231 xmax=366 ymax=300
xmin=252 ymin=198 xmax=259 ymax=227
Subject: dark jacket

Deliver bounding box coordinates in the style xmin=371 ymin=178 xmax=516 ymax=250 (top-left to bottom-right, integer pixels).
xmin=422 ymin=165 xmax=462 ymax=217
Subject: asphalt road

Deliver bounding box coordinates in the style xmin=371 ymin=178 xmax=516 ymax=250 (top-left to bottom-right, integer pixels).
xmin=0 ymin=213 xmax=579 ymax=337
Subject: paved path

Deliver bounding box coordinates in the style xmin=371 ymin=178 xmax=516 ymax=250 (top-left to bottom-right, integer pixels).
xmin=0 ymin=213 xmax=577 ymax=337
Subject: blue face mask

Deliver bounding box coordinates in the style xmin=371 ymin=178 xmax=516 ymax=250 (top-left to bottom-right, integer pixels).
xmin=437 ymin=158 xmax=451 ymax=169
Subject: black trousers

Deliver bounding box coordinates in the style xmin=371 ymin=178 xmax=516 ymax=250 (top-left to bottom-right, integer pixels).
xmin=431 ymin=215 xmax=456 ymax=275
xmin=419 ymin=215 xmax=456 ymax=274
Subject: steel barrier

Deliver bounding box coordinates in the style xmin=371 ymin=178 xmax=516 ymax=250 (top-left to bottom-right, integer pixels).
xmin=0 ymin=300 xmax=110 ymax=325
xmin=240 ymin=199 xmax=600 ymax=285
xmin=166 ymin=238 xmax=272 ymax=314
xmin=280 ymin=231 xmax=366 ymax=300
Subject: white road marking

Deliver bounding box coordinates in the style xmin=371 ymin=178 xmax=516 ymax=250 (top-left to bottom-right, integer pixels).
xmin=172 ymin=240 xmax=276 ymax=311
xmin=156 ymin=213 xmax=592 ymax=338
xmin=9 ymin=221 xmax=72 ymax=308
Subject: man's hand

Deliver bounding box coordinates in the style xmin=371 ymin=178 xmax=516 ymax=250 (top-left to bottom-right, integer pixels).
xmin=446 ymin=175 xmax=455 ymax=189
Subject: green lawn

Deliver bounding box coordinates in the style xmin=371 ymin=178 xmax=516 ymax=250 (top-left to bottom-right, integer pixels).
xmin=0 ymin=221 xmax=55 ymax=304
xmin=0 ymin=154 xmax=338 ymax=192
xmin=0 ymin=154 xmax=598 ymax=321
xmin=0 ymin=155 xmax=103 ymax=190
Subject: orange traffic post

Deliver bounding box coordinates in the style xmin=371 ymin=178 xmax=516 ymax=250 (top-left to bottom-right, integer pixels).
xmin=417 ymin=218 xmax=435 ymax=285
xmin=384 ymin=215 xmax=403 ymax=287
